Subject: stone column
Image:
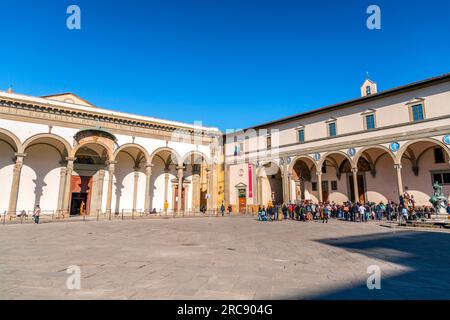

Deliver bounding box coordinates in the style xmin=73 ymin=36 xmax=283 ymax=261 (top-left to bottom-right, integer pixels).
xmin=105 ymin=161 xmax=116 ymax=214
xmin=317 ymin=171 xmax=323 ymax=203
xmin=351 ymin=168 xmax=359 ymax=203
xmin=394 ymin=164 xmax=403 ymax=199
xmin=132 ymin=167 xmax=140 ymax=213
xmin=192 ymin=166 xmax=200 ymax=212
xmin=164 ymin=170 xmax=169 ymax=206
xmin=281 ymin=168 xmax=291 ymax=204
xmin=257 ymin=176 xmax=263 ymax=205
xmin=286 ymin=173 xmax=292 ymax=203
xmin=62 ymin=157 xmax=76 ymax=215
xmin=56 ymin=167 xmax=68 ymax=212
xmin=177 ymin=166 xmax=184 ymax=213
xmin=95 ymin=170 xmax=105 ymax=214
xmin=184 ymin=184 xmax=190 ymax=212
xmin=144 ymin=165 xmax=153 ymax=213
xmin=206 ymin=167 xmax=211 ymax=210
xmin=7 ymin=153 xmax=26 ymax=215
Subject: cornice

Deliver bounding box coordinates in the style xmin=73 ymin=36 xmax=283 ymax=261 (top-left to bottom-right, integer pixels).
xmin=0 ymin=98 xmax=222 ymax=141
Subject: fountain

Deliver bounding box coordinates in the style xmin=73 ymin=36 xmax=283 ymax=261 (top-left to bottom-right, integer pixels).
xmin=429 ymin=181 xmax=449 ymax=220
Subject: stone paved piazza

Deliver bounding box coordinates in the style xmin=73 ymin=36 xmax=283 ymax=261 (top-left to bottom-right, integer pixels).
xmin=1 ymin=217 xmax=450 ymax=300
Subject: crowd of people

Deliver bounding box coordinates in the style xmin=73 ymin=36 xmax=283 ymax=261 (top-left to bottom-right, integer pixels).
xmin=258 ymin=191 xmax=450 ymax=224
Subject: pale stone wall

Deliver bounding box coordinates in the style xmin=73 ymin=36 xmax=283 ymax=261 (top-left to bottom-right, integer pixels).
xmin=0 ymin=141 xmax=14 ymax=213
xmin=16 ymin=144 xmax=62 ymax=212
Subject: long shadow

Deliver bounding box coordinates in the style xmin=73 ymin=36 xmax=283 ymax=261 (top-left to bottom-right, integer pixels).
xmin=294 ymin=230 xmax=450 ymax=300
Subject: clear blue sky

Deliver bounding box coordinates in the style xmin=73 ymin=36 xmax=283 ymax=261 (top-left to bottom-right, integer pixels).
xmin=1 ymin=0 xmax=449 ymax=130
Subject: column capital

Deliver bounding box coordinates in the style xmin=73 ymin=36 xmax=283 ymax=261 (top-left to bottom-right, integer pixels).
xmin=316 ymin=171 xmax=323 ymax=177
xmin=145 ymin=164 xmax=154 ymax=168
xmin=176 ymin=166 xmax=185 ymax=171
xmin=106 ymin=160 xmax=117 ymax=166
xmin=394 ymin=164 xmax=402 ymax=170
xmin=66 ymin=157 xmax=77 ymax=162
xmin=14 ymin=152 xmax=27 ymax=158
xmin=351 ymin=167 xmax=358 ymax=174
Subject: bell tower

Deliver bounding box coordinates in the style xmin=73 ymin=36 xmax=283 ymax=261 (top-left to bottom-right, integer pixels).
xmin=361 ymin=73 xmax=377 ymax=97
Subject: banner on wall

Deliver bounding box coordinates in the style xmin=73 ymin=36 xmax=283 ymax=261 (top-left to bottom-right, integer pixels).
xmin=248 ymin=164 xmax=253 ymax=198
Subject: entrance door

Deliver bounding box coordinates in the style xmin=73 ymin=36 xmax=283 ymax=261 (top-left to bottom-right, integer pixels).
xmin=349 ymin=174 xmax=366 ymax=203
xmin=322 ymin=181 xmax=329 ymax=202
xmin=238 ymin=189 xmax=247 ymax=213
xmin=70 ymin=176 xmax=93 ymax=215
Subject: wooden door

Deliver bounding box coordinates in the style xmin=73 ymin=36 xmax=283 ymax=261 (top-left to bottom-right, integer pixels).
xmin=238 ymin=189 xmax=247 ymax=213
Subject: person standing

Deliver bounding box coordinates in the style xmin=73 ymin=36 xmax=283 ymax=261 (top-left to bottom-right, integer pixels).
xmin=220 ymin=203 xmax=225 ymax=217
xmin=282 ymin=203 xmax=288 ymax=220
xmin=359 ymin=204 xmax=366 ymax=223
xmin=33 ymin=205 xmax=41 ymax=225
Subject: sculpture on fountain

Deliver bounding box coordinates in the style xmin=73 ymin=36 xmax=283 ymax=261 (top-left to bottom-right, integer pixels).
xmin=429 ymin=181 xmax=449 ymax=218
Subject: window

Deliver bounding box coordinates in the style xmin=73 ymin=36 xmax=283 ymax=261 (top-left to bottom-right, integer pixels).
xmin=266 ymin=135 xmax=272 ymax=150
xmin=322 ymin=181 xmax=329 ymax=192
xmin=331 ymin=181 xmax=338 ymax=191
xmin=366 ymin=86 xmax=371 ymax=95
xmin=328 ymin=122 xmax=337 ymax=137
xmin=298 ymin=129 xmax=305 ymax=143
xmin=365 ymin=114 xmax=375 ymax=130
xmin=432 ymin=171 xmax=450 ymax=185
xmin=411 ymin=104 xmax=424 ymax=121
xmin=312 ymin=182 xmax=317 ymax=191
xmin=434 ymin=148 xmax=445 ymax=164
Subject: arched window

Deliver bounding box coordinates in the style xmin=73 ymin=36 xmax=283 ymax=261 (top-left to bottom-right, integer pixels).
xmin=366 ymin=86 xmax=371 ymax=95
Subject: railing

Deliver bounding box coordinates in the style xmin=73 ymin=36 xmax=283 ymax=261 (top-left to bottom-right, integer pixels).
xmin=1 ymin=207 xmax=242 ymax=226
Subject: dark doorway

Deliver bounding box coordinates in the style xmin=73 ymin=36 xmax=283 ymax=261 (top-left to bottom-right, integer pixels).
xmin=70 ymin=193 xmax=88 ymax=215
xmin=69 ymin=176 xmax=92 ymax=215
xmin=322 ymin=180 xmax=329 ymax=202
xmin=349 ymin=174 xmax=366 ymax=203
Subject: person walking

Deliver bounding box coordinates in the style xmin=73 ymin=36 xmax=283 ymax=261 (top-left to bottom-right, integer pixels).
xmin=220 ymin=203 xmax=225 ymax=217
xmin=33 ymin=205 xmax=41 ymax=225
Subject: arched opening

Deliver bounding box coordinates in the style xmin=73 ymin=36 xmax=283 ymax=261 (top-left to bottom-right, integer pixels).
xmin=113 ymin=145 xmax=149 ymax=214
xmin=18 ymin=136 xmax=70 ymax=213
xmin=149 ymin=148 xmax=181 ymax=212
xmin=0 ymin=130 xmax=20 ymax=213
xmin=290 ymin=157 xmax=317 ymax=203
xmin=182 ymin=152 xmax=209 ymax=212
xmin=320 ymin=152 xmax=352 ymax=203
xmin=399 ymin=140 xmax=450 ymax=205
xmin=71 ymin=143 xmax=111 ymax=215
xmin=352 ymin=147 xmax=397 ymax=204
xmin=257 ymin=162 xmax=282 ymax=206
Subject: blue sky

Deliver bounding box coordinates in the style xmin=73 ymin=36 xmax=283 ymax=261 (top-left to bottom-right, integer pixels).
xmin=1 ymin=0 xmax=449 ymax=130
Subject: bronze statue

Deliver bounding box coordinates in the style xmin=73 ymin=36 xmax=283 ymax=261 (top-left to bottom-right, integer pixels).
xmin=429 ymin=181 xmax=448 ymax=218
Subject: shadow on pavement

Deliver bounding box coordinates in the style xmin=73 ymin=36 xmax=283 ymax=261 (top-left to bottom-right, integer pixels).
xmin=297 ymin=230 xmax=450 ymax=300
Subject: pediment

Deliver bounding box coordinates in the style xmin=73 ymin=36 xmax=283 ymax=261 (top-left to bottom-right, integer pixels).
xmin=42 ymin=93 xmax=96 ymax=107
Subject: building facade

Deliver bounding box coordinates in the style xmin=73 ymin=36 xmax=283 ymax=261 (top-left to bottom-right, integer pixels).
xmin=224 ymin=74 xmax=450 ymax=212
xmin=0 ymin=91 xmax=221 ymax=216
xmin=1 ymin=73 xmax=450 ymax=217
